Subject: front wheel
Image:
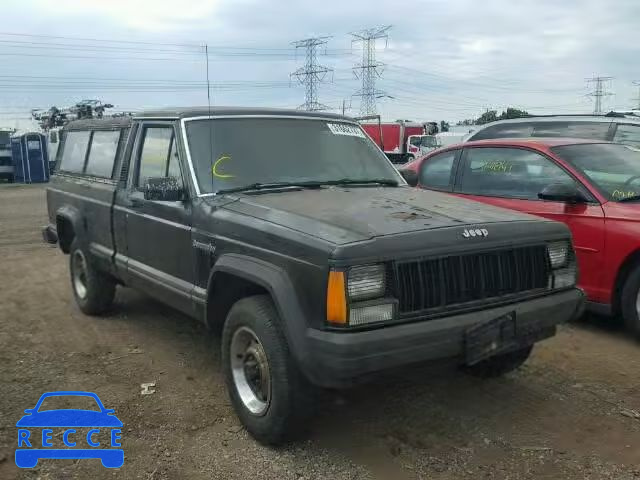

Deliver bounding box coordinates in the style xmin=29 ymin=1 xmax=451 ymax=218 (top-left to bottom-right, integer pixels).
xmin=221 ymin=295 xmax=311 ymax=445
xmin=463 ymin=345 xmax=533 ymax=378
xmin=69 ymin=239 xmax=116 ymax=315
xmin=620 ymin=264 xmax=640 ymax=339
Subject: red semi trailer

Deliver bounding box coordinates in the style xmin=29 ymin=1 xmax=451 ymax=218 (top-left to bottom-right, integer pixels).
xmin=360 ymin=119 xmax=432 ymax=164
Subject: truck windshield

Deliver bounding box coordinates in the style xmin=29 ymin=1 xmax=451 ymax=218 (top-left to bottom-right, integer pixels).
xmin=185 ymin=117 xmax=400 ymax=194
xmin=552 ymin=143 xmax=640 ymax=201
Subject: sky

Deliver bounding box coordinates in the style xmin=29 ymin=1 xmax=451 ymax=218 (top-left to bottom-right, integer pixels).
xmin=0 ymin=0 xmax=638 ymax=130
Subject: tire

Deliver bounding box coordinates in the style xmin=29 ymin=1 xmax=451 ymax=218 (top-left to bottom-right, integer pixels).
xmin=463 ymin=345 xmax=533 ymax=378
xmin=69 ymin=239 xmax=116 ymax=315
xmin=221 ymin=295 xmax=312 ymax=445
xmin=620 ymin=264 xmax=640 ymax=339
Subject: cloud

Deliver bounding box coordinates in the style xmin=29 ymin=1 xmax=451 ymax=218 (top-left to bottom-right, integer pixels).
xmin=0 ymin=0 xmax=638 ymax=126
xmin=35 ymin=0 xmax=221 ymax=31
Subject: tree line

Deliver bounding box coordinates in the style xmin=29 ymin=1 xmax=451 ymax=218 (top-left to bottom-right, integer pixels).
xmin=456 ymin=108 xmax=530 ymax=126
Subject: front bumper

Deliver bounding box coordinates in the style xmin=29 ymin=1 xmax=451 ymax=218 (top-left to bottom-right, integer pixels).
xmin=42 ymin=224 xmax=58 ymax=244
xmin=302 ymin=288 xmax=584 ymax=388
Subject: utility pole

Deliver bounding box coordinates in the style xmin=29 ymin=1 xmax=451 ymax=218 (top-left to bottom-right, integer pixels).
xmin=632 ymin=81 xmax=640 ymax=111
xmin=341 ymin=98 xmax=352 ymax=116
xmin=290 ymin=37 xmax=333 ymax=111
xmin=586 ymin=76 xmax=614 ymax=114
xmin=350 ymin=25 xmax=391 ymax=116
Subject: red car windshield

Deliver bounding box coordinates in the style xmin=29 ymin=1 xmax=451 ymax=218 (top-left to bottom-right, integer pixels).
xmin=552 ymin=143 xmax=640 ymax=202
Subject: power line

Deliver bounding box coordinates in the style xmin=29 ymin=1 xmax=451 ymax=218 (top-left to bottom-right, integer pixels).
xmin=350 ymin=25 xmax=391 ymax=116
xmin=290 ymin=37 xmax=333 ymax=111
xmin=586 ymin=76 xmax=613 ymax=114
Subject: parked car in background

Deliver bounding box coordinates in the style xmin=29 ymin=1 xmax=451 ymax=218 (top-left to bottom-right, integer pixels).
xmin=466 ymin=114 xmax=640 ymax=146
xmin=400 ymin=138 xmax=640 ymax=338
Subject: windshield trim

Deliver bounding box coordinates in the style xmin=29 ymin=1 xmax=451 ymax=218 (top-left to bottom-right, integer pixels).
xmin=180 ymin=115 xmax=405 ymax=196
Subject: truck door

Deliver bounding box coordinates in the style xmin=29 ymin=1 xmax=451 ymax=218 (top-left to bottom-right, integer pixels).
xmin=119 ymin=121 xmax=195 ymax=315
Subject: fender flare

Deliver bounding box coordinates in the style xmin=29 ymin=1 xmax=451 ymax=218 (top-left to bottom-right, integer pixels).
xmin=207 ymin=254 xmax=310 ymax=368
xmin=55 ymin=205 xmax=83 ymax=252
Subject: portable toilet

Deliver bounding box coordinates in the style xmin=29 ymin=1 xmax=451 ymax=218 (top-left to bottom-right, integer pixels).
xmin=11 ymin=132 xmax=49 ymax=183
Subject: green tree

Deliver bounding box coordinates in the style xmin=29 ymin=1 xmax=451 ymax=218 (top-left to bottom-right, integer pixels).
xmin=475 ymin=110 xmax=498 ymax=125
xmin=499 ymin=108 xmax=529 ymax=120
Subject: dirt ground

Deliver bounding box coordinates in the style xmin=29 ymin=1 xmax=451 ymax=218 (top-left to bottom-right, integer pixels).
xmin=0 ymin=184 xmax=639 ymax=480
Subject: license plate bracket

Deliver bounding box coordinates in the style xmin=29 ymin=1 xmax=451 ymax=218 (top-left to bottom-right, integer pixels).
xmin=465 ymin=311 xmax=518 ymax=366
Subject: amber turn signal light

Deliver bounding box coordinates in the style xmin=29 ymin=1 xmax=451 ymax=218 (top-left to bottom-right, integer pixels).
xmin=326 ymin=270 xmax=347 ymax=324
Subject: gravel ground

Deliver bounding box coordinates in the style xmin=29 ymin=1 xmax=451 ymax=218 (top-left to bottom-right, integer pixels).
xmin=0 ymin=184 xmax=639 ymax=479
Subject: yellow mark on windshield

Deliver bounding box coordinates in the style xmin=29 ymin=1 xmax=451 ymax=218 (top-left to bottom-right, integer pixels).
xmin=480 ymin=160 xmax=513 ymax=173
xmin=612 ymin=189 xmax=637 ymax=200
xmin=212 ymin=154 xmax=235 ymax=179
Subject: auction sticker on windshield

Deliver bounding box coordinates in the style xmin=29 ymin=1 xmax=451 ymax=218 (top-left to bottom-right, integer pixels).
xmin=327 ymin=123 xmax=366 ymax=138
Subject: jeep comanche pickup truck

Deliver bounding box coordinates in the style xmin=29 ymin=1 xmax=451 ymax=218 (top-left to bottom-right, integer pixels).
xmin=43 ymin=108 xmax=584 ymax=444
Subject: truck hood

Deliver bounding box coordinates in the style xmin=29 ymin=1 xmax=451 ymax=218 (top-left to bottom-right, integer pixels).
xmin=219 ymin=186 xmax=550 ymax=245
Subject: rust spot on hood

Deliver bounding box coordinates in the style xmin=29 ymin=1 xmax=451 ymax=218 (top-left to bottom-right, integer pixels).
xmin=389 ymin=211 xmax=431 ymax=221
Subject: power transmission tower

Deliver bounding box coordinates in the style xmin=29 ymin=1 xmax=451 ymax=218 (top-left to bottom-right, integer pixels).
xmin=632 ymin=81 xmax=640 ymax=111
xmin=586 ymin=76 xmax=614 ymax=114
xmin=290 ymin=37 xmax=333 ymax=111
xmin=350 ymin=26 xmax=391 ymax=116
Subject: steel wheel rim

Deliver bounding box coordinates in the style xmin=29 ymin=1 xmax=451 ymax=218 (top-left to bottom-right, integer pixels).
xmin=636 ymin=288 xmax=640 ymax=320
xmin=72 ymin=250 xmax=88 ymax=300
xmin=230 ymin=326 xmax=271 ymax=416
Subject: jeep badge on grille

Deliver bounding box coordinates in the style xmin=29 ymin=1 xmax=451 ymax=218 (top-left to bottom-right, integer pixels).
xmin=462 ymin=228 xmax=489 ymax=238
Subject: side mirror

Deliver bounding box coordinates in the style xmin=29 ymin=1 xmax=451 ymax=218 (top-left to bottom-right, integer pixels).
xmin=143 ymin=176 xmax=185 ymax=201
xmin=538 ymin=183 xmax=587 ymax=203
xmin=24 ymin=409 xmax=34 ymax=414
xmin=400 ymin=169 xmax=418 ymax=187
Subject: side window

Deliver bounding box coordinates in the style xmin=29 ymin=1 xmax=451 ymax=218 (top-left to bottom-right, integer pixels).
xmin=59 ymin=130 xmax=90 ymax=173
xmin=614 ymin=124 xmax=640 ymax=147
xmin=419 ymin=150 xmax=457 ymax=190
xmin=85 ymin=130 xmax=121 ymax=178
xmin=137 ymin=127 xmax=182 ymax=188
xmin=458 ymin=147 xmax=575 ymax=200
xmin=531 ymin=121 xmax=610 ymax=140
xmin=470 ymin=123 xmax=534 ymax=140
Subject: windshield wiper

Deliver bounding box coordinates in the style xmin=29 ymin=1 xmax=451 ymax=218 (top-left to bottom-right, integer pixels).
xmin=216 ymin=182 xmax=320 ymax=195
xmin=617 ymin=194 xmax=640 ymax=203
xmin=317 ymin=178 xmax=399 ymax=187
xmin=215 ymin=178 xmax=398 ymax=195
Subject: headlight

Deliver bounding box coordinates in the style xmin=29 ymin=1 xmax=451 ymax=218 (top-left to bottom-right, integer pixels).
xmin=552 ymin=267 xmax=577 ymax=288
xmin=347 ymin=264 xmax=386 ymax=301
xmin=349 ymin=302 xmax=395 ymax=326
xmin=547 ymin=241 xmax=569 ymax=269
xmin=547 ymin=240 xmax=577 ymax=289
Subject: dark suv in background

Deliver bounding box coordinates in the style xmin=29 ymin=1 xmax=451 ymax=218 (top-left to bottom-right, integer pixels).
xmin=466 ymin=113 xmax=640 ymax=146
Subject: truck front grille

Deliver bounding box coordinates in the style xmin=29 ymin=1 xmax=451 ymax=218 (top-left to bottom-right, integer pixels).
xmin=392 ymin=245 xmax=550 ymax=316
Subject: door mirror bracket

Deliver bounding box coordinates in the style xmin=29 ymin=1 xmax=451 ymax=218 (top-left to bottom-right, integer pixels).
xmin=143 ymin=176 xmax=186 ymax=202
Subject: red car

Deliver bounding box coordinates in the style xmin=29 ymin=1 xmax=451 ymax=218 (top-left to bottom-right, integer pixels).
xmin=400 ymin=138 xmax=640 ymax=337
